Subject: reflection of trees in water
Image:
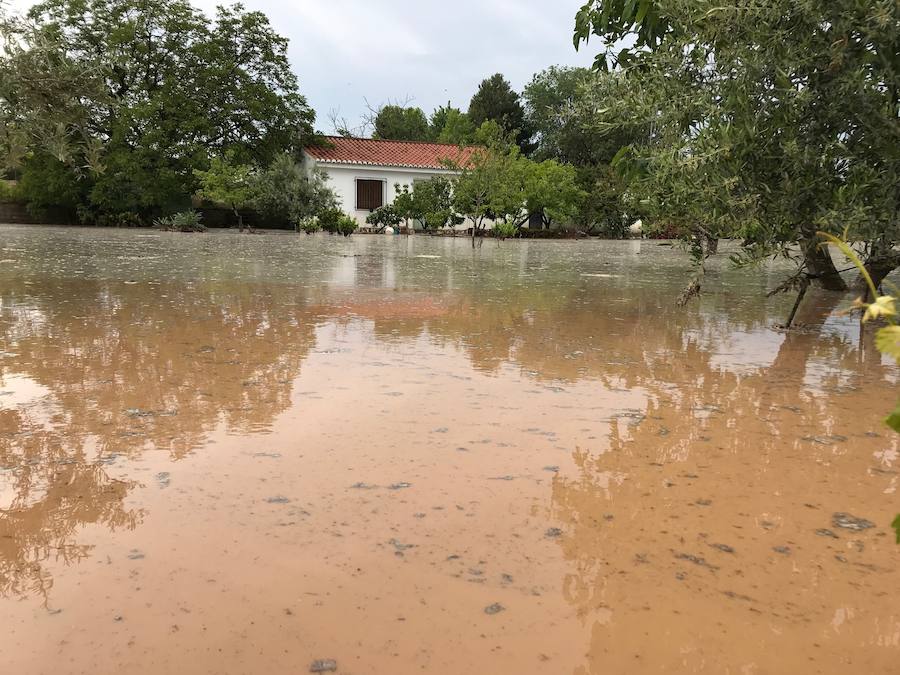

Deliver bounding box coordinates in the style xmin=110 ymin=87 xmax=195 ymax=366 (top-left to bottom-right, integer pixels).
xmin=545 ymin=291 xmax=897 ymax=673
xmin=0 ymin=279 xmax=319 ymax=599
xmin=0 ymin=408 xmax=141 ymax=604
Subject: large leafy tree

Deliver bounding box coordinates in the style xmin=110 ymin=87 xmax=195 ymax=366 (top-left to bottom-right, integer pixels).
xmin=468 ymin=73 xmax=533 ymax=154
xmin=0 ymin=0 xmax=314 ymax=222
xmin=372 ymin=105 xmax=430 ymax=141
xmin=523 ymin=66 xmax=643 ymax=236
xmin=574 ymin=0 xmax=900 ymax=293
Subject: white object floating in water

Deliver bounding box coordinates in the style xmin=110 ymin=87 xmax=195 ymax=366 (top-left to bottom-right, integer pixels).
xmin=581 ymin=273 xmax=617 ymax=278
xmin=414 ymin=255 xmax=441 ymax=259
xmin=384 ymin=226 xmax=394 ymax=235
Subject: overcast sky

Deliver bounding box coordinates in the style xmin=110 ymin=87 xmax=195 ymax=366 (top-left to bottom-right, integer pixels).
xmin=8 ymin=0 xmax=598 ymax=133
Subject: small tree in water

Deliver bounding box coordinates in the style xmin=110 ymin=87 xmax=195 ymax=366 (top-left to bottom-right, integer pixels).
xmin=194 ymin=153 xmax=256 ymax=231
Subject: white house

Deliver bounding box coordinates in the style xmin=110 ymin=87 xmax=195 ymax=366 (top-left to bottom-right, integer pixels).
xmin=302 ymin=137 xmax=479 ymax=228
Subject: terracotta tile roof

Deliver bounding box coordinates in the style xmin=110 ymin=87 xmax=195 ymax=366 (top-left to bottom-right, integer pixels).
xmin=305 ymin=136 xmax=479 ymax=170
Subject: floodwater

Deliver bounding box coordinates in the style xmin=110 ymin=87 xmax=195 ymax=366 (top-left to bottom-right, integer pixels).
xmin=1 ymin=225 xmax=898 ymax=675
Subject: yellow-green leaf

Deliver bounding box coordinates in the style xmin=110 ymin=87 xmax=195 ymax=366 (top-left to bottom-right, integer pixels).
xmin=875 ymin=326 xmax=900 ymax=363
xmin=864 ymin=296 xmax=896 ymax=322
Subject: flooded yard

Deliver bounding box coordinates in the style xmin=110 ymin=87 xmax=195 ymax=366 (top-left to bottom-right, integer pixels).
xmin=1 ymin=225 xmax=898 ymax=674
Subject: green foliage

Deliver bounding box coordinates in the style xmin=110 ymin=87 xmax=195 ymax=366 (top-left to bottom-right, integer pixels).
xmin=373 ymin=105 xmax=430 ymax=141
xmin=298 ymin=217 xmax=321 ymax=234
xmin=468 ymin=73 xmax=533 ymax=153
xmin=522 ymin=159 xmax=584 ymax=228
xmin=194 ymin=153 xmax=256 ymax=228
xmin=318 ymin=208 xmax=358 ymax=236
xmin=17 ymin=153 xmax=82 ymax=216
xmin=391 ymin=179 xmax=461 ymax=231
xmin=195 ymin=155 xmax=256 ymax=210
xmin=253 ymin=153 xmax=337 ymax=227
xmin=574 ymin=1 xmax=900 ymax=288
xmin=493 ymin=219 xmax=517 ymax=240
xmin=430 ymin=105 xmax=475 ymax=145
xmin=453 ymin=142 xmax=524 ymax=234
xmin=893 ymin=514 xmax=900 ymax=544
xmin=0 ymin=0 xmax=314 ymax=222
xmin=574 ymin=164 xmax=630 ymax=238
xmin=317 ymin=208 xmax=343 ymax=234
xmin=366 ymin=204 xmax=403 ymax=231
xmin=335 ymin=213 xmax=358 ymax=237
xmin=154 ymin=210 xmax=205 ymax=232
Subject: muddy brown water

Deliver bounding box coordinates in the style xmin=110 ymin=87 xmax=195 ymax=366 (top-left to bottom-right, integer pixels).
xmin=1 ymin=225 xmax=898 ymax=674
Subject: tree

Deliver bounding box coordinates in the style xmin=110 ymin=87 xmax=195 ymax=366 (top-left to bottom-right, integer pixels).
xmin=372 ymin=105 xmax=430 ymax=141
xmin=194 ymin=153 xmax=256 ymax=231
xmin=430 ymin=104 xmax=475 ymax=145
xmin=391 ymin=179 xmax=459 ymax=232
xmin=523 ymin=66 xmax=640 ymax=236
xmin=574 ymin=1 xmax=900 ymax=294
xmin=468 ymin=74 xmax=533 ymax=153
xmin=453 ymin=141 xmax=524 ymax=246
xmin=253 ymin=153 xmax=337 ymax=229
xmin=0 ymin=0 xmax=314 ymax=222
xmin=521 ymin=160 xmax=584 ymax=230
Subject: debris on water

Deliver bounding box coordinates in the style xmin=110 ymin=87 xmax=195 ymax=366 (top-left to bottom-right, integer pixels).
xmin=127 ymin=549 xmax=145 ymax=560
xmin=253 ymin=452 xmax=282 ymax=459
xmin=815 ymin=528 xmax=839 ymax=539
xmin=832 ymin=513 xmax=875 ymax=531
xmin=501 ymin=573 xmax=513 ymax=583
xmin=710 ymin=543 xmax=735 ymax=554
xmin=113 ymin=615 xmax=123 ymax=622
xmin=673 ymin=551 xmax=718 ymax=570
xmin=484 ymin=603 xmax=505 ymax=615
xmin=543 ymin=466 xmax=560 ymax=473
xmin=446 ymin=554 xmax=461 ymax=561
xmin=350 ymin=482 xmax=377 ymax=489
xmin=488 ymin=475 xmax=515 ymax=481
xmin=309 ymin=659 xmax=337 ymax=673
xmin=545 ymin=528 xmax=563 ymax=539
xmin=432 ymin=427 xmax=449 ymax=433
xmin=197 ymin=345 xmax=216 ymax=353
xmin=389 ymin=539 xmax=415 ymax=555
xmin=266 ymin=496 xmax=291 ymax=504
xmin=773 ymin=546 xmax=791 ymax=555
xmin=125 ymin=408 xmax=155 ymax=418
xmin=156 ymin=472 xmax=171 ymax=488
xmin=388 ymin=482 xmax=412 ymax=490
xmin=802 ymin=434 xmax=848 ymax=445
xmin=722 ymin=590 xmax=755 ymax=602
xmin=695 ymin=499 xmax=712 ymax=507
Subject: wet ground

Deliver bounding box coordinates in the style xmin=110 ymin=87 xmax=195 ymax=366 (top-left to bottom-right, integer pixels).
xmin=1 ymin=225 xmax=898 ymax=674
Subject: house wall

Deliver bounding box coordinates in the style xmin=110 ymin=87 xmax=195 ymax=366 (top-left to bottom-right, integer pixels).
xmin=304 ymin=156 xmax=471 ymax=229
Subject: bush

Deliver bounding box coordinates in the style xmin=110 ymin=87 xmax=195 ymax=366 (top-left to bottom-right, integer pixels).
xmin=154 ymin=210 xmax=206 ymax=232
xmin=298 ymin=217 xmax=321 ymax=234
xmin=336 ymin=213 xmax=358 ymax=237
xmin=366 ymin=204 xmax=403 ymax=231
xmin=493 ymin=219 xmax=517 ymax=240
xmin=317 ymin=208 xmax=342 ymax=234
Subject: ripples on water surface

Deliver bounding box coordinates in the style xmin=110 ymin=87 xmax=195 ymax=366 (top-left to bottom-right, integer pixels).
xmin=1 ymin=225 xmax=898 ymax=674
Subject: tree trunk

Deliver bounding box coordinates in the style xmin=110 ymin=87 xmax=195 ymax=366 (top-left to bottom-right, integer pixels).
xmin=802 ymin=233 xmax=847 ymax=291
xmin=704 ymin=235 xmax=718 ymax=257
xmin=233 ymin=205 xmax=244 ymax=232
xmin=853 ymin=244 xmax=900 ymax=300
